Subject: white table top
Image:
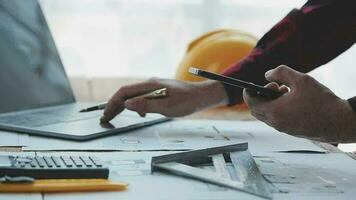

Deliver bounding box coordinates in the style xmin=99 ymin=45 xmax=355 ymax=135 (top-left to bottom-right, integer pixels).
xmin=1 ymin=118 xmax=354 ymax=200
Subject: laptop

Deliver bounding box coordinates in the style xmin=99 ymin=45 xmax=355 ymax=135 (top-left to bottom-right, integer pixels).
xmin=0 ymin=0 xmax=170 ymax=141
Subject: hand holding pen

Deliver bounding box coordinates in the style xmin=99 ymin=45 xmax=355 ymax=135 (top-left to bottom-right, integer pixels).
xmin=80 ymin=88 xmax=168 ymax=113
xmin=90 ymin=78 xmax=228 ymax=123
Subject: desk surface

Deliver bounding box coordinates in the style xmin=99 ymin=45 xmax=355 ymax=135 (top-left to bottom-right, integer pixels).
xmin=1 ymin=109 xmax=354 ymax=200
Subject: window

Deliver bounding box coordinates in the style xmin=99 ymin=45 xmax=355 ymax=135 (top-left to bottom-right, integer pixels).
xmin=40 ymin=0 xmax=355 ymax=99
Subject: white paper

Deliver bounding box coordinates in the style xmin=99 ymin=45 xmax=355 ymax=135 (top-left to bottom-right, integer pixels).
xmin=35 ymin=151 xmax=356 ymax=200
xmin=0 ymin=193 xmax=41 ymax=200
xmin=38 ymin=151 xmax=263 ymax=200
xmin=254 ymin=152 xmax=356 ymax=196
xmin=24 ymin=121 xmax=241 ymax=151
xmin=0 ymin=131 xmax=29 ymax=147
xmin=24 ymin=120 xmax=326 ymax=155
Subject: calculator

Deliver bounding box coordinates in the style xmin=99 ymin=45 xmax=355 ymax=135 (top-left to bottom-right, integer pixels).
xmin=0 ymin=155 xmax=109 ymax=179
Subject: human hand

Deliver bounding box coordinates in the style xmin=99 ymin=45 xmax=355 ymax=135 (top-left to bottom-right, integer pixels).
xmin=100 ymin=78 xmax=228 ymax=122
xmin=243 ymin=65 xmax=356 ymax=143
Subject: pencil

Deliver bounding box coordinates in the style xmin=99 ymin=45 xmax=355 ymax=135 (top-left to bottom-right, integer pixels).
xmin=79 ymin=87 xmax=168 ymax=113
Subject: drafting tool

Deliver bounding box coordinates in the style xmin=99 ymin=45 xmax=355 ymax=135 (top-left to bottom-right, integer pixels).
xmin=151 ymin=143 xmax=272 ymax=199
xmin=0 ymin=179 xmax=128 ymax=193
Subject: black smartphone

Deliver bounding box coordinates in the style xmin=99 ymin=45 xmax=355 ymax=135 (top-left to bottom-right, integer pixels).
xmin=188 ymin=67 xmax=283 ymax=99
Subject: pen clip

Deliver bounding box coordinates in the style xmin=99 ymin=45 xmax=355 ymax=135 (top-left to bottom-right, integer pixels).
xmin=0 ymin=175 xmax=35 ymax=183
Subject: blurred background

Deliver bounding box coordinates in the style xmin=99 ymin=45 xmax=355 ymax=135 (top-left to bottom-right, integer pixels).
xmin=39 ymin=0 xmax=356 ymax=151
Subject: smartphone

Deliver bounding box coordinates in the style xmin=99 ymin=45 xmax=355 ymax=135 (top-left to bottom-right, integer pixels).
xmin=188 ymin=67 xmax=283 ymax=99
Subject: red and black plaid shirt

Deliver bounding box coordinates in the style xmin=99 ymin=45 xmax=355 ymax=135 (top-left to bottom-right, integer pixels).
xmin=222 ymin=0 xmax=356 ymax=112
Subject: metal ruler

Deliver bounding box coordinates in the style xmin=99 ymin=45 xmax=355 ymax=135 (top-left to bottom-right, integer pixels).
xmin=151 ymin=143 xmax=272 ymax=199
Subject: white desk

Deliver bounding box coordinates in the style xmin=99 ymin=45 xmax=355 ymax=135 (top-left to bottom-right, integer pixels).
xmin=1 ymin=118 xmax=355 ymax=200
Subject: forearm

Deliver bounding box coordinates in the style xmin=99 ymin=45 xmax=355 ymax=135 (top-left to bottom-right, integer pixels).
xmin=334 ymin=99 xmax=356 ymax=143
xmin=192 ymin=80 xmax=229 ymax=111
xmin=338 ymin=97 xmax=356 ymax=143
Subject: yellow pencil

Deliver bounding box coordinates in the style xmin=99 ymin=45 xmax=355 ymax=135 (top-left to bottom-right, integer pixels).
xmin=0 ymin=179 xmax=128 ymax=193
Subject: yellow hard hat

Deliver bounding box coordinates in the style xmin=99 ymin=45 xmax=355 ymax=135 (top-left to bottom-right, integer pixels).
xmin=175 ymin=29 xmax=258 ymax=110
xmin=176 ymin=29 xmax=258 ymax=82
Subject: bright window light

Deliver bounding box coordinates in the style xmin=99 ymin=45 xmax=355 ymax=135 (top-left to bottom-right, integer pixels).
xmin=40 ymin=0 xmax=355 ymax=100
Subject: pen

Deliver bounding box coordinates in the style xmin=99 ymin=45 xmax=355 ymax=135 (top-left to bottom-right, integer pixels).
xmin=0 ymin=179 xmax=128 ymax=193
xmin=79 ymin=87 xmax=168 ymax=113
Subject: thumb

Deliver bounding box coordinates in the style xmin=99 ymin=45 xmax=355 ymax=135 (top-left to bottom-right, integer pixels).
xmin=265 ymin=65 xmax=302 ymax=88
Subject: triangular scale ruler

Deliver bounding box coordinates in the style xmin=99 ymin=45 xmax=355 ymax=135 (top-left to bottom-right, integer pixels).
xmin=151 ymin=143 xmax=272 ymax=199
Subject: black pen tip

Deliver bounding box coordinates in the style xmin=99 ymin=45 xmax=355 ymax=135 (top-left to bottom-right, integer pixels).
xmin=79 ymin=109 xmax=87 ymax=113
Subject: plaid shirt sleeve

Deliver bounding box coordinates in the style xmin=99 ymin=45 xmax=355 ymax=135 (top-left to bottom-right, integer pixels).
xmin=221 ymin=0 xmax=356 ymax=107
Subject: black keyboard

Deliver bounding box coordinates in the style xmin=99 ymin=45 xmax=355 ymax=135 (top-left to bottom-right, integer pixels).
xmin=0 ymin=155 xmax=109 ymax=179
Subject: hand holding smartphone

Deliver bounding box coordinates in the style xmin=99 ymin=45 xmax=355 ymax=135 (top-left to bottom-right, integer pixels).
xmin=188 ymin=67 xmax=283 ymax=99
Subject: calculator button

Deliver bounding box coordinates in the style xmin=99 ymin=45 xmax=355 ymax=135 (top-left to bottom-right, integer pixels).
xmin=51 ymin=156 xmax=62 ymax=167
xmin=35 ymin=157 xmax=46 ymax=168
xmin=80 ymin=156 xmax=93 ymax=167
xmin=43 ymin=156 xmax=54 ymax=168
xmin=30 ymin=160 xmax=37 ymax=168
xmin=60 ymin=156 xmax=73 ymax=167
xmin=16 ymin=157 xmax=32 ymax=163
xmin=70 ymin=156 xmax=83 ymax=167
xmin=89 ymin=156 xmax=103 ymax=167
xmin=20 ymin=162 xmax=26 ymax=168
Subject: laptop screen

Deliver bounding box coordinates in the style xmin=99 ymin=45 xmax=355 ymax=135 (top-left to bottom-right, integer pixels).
xmin=0 ymin=0 xmax=75 ymax=114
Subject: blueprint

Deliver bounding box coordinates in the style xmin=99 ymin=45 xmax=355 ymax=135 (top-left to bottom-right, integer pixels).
xmin=35 ymin=151 xmax=356 ymax=200
xmin=23 ymin=120 xmax=325 ymax=155
xmin=38 ymin=151 xmax=265 ymax=200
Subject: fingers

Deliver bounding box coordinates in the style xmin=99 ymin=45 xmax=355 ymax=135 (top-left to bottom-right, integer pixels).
xmin=264 ymin=82 xmax=279 ymax=91
xmin=265 ymin=65 xmax=302 ymax=88
xmin=279 ymin=85 xmax=290 ymax=93
xmin=101 ymin=79 xmax=163 ymax=123
xmin=243 ymin=82 xmax=279 ymax=107
xmin=100 ymin=104 xmax=125 ymax=123
xmin=124 ymin=97 xmax=166 ymax=117
xmin=244 ymin=82 xmax=286 ymax=118
xmin=243 ymin=89 xmax=267 ymax=108
xmin=265 ymin=82 xmax=290 ymax=94
xmin=124 ymin=98 xmax=147 ymax=117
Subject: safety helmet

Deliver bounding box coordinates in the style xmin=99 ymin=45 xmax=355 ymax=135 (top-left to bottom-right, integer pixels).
xmin=176 ymin=29 xmax=257 ymax=81
xmin=176 ymin=29 xmax=258 ymax=109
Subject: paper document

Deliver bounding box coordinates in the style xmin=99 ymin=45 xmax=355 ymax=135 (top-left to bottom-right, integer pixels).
xmin=38 ymin=151 xmax=264 ymax=200
xmin=23 ymin=120 xmax=325 ymax=154
xmin=0 ymin=131 xmax=29 ymax=147
xmin=0 ymin=193 xmax=41 ymax=200
xmin=34 ymin=151 xmax=356 ymax=200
